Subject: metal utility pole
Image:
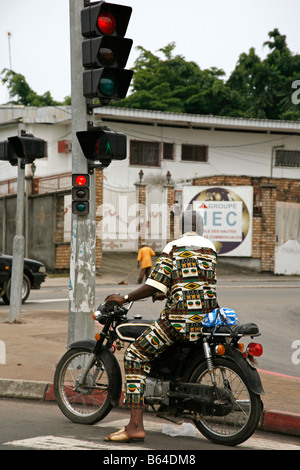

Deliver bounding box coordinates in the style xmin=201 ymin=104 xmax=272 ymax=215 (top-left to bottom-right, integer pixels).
xmin=68 ymin=0 xmax=96 ymax=344
xmin=7 ymin=32 xmax=12 ymax=70
xmin=9 ymin=156 xmax=25 ymax=323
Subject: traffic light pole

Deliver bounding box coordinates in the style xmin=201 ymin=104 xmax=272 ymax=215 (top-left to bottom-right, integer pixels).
xmin=68 ymin=0 xmax=96 ymax=343
xmin=9 ymin=157 xmax=25 ymax=323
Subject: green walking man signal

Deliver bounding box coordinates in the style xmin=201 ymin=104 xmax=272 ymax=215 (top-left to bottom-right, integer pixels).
xmin=76 ymin=127 xmax=127 ymax=165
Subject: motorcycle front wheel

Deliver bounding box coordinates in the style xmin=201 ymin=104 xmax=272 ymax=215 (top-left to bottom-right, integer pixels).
xmin=54 ymin=347 xmax=113 ymax=424
xmin=190 ymin=358 xmax=262 ymax=446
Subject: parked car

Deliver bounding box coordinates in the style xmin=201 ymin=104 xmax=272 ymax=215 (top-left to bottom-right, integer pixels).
xmin=0 ymin=253 xmax=47 ymax=304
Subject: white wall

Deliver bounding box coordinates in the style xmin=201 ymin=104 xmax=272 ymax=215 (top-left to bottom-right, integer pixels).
xmin=98 ymin=119 xmax=300 ymax=188
xmin=1 ymin=106 xmax=300 ymax=189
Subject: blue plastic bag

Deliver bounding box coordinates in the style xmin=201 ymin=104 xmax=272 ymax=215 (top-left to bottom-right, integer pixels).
xmin=201 ymin=308 xmax=238 ymax=327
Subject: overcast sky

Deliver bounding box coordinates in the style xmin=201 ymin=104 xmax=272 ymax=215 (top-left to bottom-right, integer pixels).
xmin=0 ymin=0 xmax=300 ymax=104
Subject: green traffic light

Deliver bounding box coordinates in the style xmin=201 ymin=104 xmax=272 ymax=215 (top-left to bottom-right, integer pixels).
xmin=76 ymin=203 xmax=87 ymax=213
xmin=98 ymin=75 xmax=116 ymax=96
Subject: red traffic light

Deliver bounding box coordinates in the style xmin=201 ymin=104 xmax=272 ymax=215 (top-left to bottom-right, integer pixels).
xmin=81 ymin=2 xmax=132 ymax=38
xmin=81 ymin=2 xmax=133 ymax=103
xmin=98 ymin=12 xmax=116 ymax=35
xmin=72 ymin=174 xmax=90 ymax=215
xmin=75 ymin=175 xmax=87 ymax=186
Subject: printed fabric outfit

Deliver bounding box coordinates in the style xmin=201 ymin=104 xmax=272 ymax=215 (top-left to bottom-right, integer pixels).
xmin=123 ymin=232 xmax=218 ymax=409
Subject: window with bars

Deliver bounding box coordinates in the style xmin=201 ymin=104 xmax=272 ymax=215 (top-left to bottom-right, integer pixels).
xmin=130 ymin=141 xmax=160 ymax=166
xmin=275 ymin=149 xmax=300 ymax=167
xmin=130 ymin=141 xmax=175 ymax=166
xmin=162 ymin=142 xmax=174 ymax=160
xmin=181 ymin=144 xmax=208 ymax=162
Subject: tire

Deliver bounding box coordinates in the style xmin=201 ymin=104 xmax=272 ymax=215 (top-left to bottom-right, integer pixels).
xmin=2 ymin=274 xmax=31 ymax=305
xmin=190 ymin=358 xmax=262 ymax=446
xmin=54 ymin=347 xmax=115 ymax=424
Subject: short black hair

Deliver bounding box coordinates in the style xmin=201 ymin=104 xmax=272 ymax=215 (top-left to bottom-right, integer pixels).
xmin=179 ymin=210 xmax=204 ymax=235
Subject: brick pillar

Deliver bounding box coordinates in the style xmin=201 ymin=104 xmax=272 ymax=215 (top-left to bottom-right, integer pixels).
xmin=164 ymin=183 xmax=175 ymax=243
xmin=135 ymin=182 xmax=147 ymax=248
xmin=95 ymin=168 xmax=103 ymax=273
xmin=260 ymin=183 xmax=277 ymax=272
xmin=54 ymin=194 xmax=71 ymax=271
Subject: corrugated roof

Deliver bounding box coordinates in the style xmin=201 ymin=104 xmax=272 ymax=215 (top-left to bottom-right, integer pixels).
xmin=1 ymin=105 xmax=300 ymax=133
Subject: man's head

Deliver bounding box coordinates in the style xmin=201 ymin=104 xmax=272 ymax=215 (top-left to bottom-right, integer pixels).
xmin=179 ymin=210 xmax=204 ymax=236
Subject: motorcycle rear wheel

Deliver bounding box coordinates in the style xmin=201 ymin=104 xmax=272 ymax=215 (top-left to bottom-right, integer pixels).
xmin=54 ymin=347 xmax=113 ymax=424
xmin=190 ymin=358 xmax=262 ymax=446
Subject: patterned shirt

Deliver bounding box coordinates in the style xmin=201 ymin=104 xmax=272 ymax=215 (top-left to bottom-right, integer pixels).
xmin=146 ymin=232 xmax=218 ymax=340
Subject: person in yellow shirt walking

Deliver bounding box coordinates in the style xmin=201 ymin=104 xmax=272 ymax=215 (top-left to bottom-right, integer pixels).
xmin=137 ymin=243 xmax=155 ymax=284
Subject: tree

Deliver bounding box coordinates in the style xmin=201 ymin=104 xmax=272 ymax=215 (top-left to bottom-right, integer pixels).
xmin=1 ymin=68 xmax=70 ymax=106
xmin=116 ymin=30 xmax=300 ymax=121
xmin=222 ymin=29 xmax=300 ymax=120
xmin=116 ymin=43 xmax=237 ymax=115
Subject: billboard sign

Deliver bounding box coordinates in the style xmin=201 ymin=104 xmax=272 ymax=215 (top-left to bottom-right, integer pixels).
xmin=183 ymin=186 xmax=253 ymax=256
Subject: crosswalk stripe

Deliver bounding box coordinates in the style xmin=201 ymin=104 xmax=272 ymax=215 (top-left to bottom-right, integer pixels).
xmin=4 ymin=418 xmax=299 ymax=450
xmin=4 ymin=435 xmax=152 ymax=451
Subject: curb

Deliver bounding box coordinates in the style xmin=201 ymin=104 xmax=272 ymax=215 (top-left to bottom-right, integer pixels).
xmin=1 ymin=379 xmax=299 ymax=438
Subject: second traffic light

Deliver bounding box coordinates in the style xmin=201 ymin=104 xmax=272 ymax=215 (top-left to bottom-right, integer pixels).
xmin=76 ymin=128 xmax=126 ymax=165
xmin=81 ymin=1 xmax=133 ymax=102
xmin=0 ymin=132 xmax=46 ymax=167
xmin=72 ymin=174 xmax=90 ymax=215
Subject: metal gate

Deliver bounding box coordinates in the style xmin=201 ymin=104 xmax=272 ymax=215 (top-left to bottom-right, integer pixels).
xmin=101 ymin=184 xmax=137 ymax=251
xmin=275 ymin=201 xmax=300 ymax=275
xmin=146 ymin=185 xmax=165 ymax=251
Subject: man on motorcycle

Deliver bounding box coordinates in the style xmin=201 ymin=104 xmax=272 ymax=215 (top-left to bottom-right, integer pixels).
xmin=104 ymin=210 xmax=218 ymax=443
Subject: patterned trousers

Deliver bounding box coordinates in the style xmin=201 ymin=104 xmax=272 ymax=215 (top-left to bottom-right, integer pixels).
xmin=123 ymin=310 xmax=180 ymax=409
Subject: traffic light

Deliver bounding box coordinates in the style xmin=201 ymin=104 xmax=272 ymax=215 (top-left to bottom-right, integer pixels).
xmin=72 ymin=174 xmax=90 ymax=215
xmin=81 ymin=1 xmax=133 ymax=102
xmin=0 ymin=132 xmax=46 ymax=166
xmin=77 ymin=127 xmax=126 ymax=165
xmin=8 ymin=133 xmax=46 ymax=162
xmin=0 ymin=141 xmax=18 ymax=166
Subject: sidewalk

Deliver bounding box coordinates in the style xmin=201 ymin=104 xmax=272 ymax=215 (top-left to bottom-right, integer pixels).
xmin=0 ymin=262 xmax=299 ymax=439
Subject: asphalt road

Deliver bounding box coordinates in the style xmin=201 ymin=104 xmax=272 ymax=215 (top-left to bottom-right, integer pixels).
xmin=5 ymin=278 xmax=299 ymax=378
xmin=0 ymin=399 xmax=299 ymax=451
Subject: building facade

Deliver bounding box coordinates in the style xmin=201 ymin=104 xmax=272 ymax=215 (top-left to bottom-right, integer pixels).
xmin=0 ymin=105 xmax=299 ymax=274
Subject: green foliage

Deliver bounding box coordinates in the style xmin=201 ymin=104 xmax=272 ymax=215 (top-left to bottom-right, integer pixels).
xmin=115 ymin=30 xmax=300 ymax=121
xmin=1 ymin=29 xmax=299 ymax=120
xmin=1 ymin=68 xmax=70 ymax=107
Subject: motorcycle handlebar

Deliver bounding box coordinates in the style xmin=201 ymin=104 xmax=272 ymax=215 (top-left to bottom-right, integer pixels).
xmin=94 ymin=300 xmax=133 ymax=322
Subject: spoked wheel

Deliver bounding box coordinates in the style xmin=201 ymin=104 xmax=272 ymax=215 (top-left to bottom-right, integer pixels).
xmin=54 ymin=347 xmax=113 ymax=424
xmin=190 ymin=358 xmax=262 ymax=446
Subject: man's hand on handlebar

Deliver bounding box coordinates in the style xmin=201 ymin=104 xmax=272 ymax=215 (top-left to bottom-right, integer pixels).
xmin=105 ymin=284 xmax=164 ymax=306
xmin=104 ymin=294 xmax=125 ymax=305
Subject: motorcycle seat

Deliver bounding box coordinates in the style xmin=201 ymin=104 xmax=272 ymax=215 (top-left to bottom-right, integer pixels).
xmin=116 ymin=319 xmax=153 ymax=341
xmin=202 ymin=322 xmax=259 ymax=336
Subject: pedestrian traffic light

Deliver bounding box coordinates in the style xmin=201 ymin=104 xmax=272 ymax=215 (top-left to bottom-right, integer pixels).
xmin=0 ymin=132 xmax=46 ymax=166
xmin=72 ymin=174 xmax=90 ymax=215
xmin=8 ymin=133 xmax=46 ymax=162
xmin=76 ymin=128 xmax=126 ymax=165
xmin=81 ymin=1 xmax=133 ymax=103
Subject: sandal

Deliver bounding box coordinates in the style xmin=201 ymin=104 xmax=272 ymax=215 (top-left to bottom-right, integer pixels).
xmin=105 ymin=427 xmax=145 ymax=443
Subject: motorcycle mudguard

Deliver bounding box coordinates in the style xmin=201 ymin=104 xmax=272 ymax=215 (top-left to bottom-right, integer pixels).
xmin=67 ymin=340 xmax=122 ymax=408
xmin=68 ymin=339 xmax=97 ymax=351
xmin=226 ymin=349 xmax=265 ymax=395
xmin=184 ymin=347 xmax=264 ymax=396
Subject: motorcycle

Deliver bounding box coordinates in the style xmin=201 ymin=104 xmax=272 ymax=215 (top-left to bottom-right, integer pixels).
xmin=54 ymin=300 xmax=264 ymax=447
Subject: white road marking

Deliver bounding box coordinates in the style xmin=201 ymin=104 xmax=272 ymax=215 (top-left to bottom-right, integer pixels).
xmin=5 ymin=418 xmax=298 ymax=450
xmin=4 ymin=435 xmax=152 ymax=451
xmin=28 ymin=299 xmax=68 ymax=303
